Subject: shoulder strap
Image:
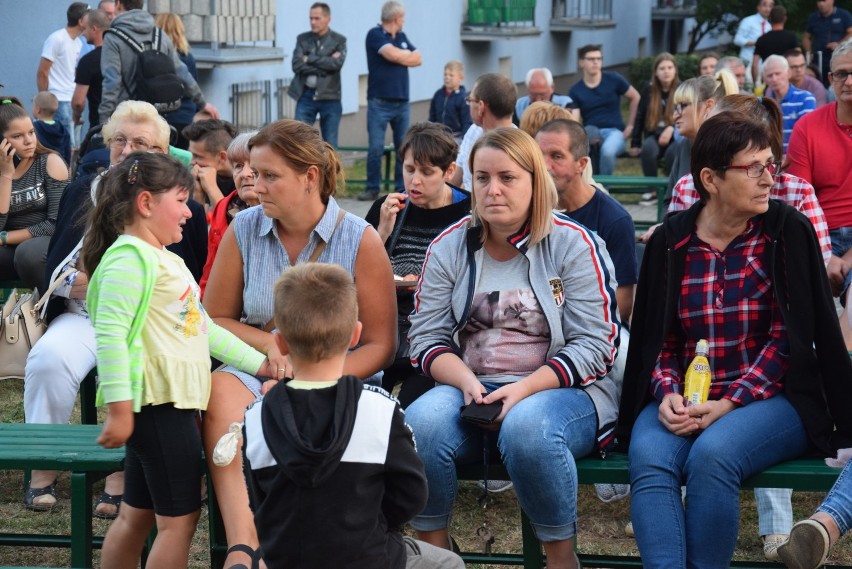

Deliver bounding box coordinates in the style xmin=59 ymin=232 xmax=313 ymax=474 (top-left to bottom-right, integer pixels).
xmin=151 ymin=27 xmax=162 ymax=52
xmin=105 ymin=27 xmax=144 ymax=53
xmin=260 ymin=209 xmax=347 ymax=333
xmin=32 ymin=268 xmax=76 ymax=316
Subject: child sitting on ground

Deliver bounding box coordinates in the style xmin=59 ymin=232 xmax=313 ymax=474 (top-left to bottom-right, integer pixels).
xmin=32 ymin=91 xmax=70 ymax=165
xmin=428 ymin=60 xmax=472 ymax=143
xmin=242 ymin=263 xmax=465 ymax=569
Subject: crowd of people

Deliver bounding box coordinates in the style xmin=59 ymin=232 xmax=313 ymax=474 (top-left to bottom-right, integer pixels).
xmin=7 ymin=0 xmax=852 ymax=568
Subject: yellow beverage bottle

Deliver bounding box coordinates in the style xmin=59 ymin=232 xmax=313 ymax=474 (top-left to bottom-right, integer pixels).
xmin=683 ymin=339 xmax=711 ymax=406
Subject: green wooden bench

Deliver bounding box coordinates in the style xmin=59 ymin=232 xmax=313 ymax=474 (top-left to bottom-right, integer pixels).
xmin=455 ymin=452 xmax=846 ymax=569
xmin=338 ymin=145 xmax=396 ymax=193
xmin=595 ymin=175 xmax=668 ymax=232
xmin=0 ymin=423 xmax=124 ymax=569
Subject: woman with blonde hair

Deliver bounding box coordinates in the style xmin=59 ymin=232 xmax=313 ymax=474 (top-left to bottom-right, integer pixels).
xmin=155 ymin=12 xmax=198 ymax=149
xmin=405 ymin=127 xmax=619 ymax=569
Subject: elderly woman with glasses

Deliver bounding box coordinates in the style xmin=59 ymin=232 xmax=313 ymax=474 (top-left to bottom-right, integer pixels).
xmin=23 ymin=100 xmax=207 ymax=516
xmin=617 ymin=113 xmax=852 ymax=569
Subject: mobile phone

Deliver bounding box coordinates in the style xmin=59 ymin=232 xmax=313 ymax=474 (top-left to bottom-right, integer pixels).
xmin=12 ymin=153 xmax=20 ymax=167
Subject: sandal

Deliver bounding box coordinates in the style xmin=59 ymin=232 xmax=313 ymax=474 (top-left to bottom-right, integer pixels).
xmin=225 ymin=543 xmax=261 ymax=569
xmin=24 ymin=483 xmax=57 ymax=512
xmin=93 ymin=491 xmax=123 ymax=520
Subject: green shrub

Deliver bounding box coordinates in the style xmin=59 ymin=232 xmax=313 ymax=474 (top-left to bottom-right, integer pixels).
xmin=628 ymin=53 xmax=700 ymax=90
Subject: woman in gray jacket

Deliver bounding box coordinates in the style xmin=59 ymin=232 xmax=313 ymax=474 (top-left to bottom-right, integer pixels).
xmin=405 ymin=127 xmax=620 ymax=569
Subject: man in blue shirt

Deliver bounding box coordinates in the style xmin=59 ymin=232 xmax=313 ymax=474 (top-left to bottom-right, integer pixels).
xmin=535 ymin=118 xmax=637 ymax=323
xmin=803 ymin=0 xmax=852 ymax=86
xmin=359 ymin=0 xmax=422 ymax=201
xmin=515 ymin=67 xmax=574 ymax=120
xmin=763 ymin=54 xmax=817 ymax=151
xmin=569 ymin=44 xmax=641 ymax=176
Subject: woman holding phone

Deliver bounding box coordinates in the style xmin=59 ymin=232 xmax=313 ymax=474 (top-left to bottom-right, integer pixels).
xmin=0 ymin=96 xmax=68 ymax=289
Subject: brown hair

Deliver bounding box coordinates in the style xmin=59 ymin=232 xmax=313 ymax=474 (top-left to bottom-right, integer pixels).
xmin=82 ymin=152 xmax=194 ymax=273
xmin=182 ymin=119 xmax=238 ymax=153
xmin=691 ymin=115 xmax=772 ymax=203
xmin=536 ymin=119 xmax=590 ymax=160
xmin=473 ymin=73 xmax=517 ymax=120
xmin=714 ymin=94 xmax=783 ymax=159
xmin=0 ymin=96 xmax=53 ymax=157
xmin=249 ymin=120 xmax=342 ymax=203
xmin=398 ymin=122 xmax=458 ymax=172
xmin=469 ymin=127 xmax=556 ymax=246
xmin=273 ymin=263 xmax=358 ymax=362
xmin=645 ymin=52 xmax=680 ymax=133
xmin=155 ymin=13 xmax=190 ymax=55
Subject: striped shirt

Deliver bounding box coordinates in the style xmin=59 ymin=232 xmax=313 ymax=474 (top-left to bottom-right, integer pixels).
xmin=0 ymin=153 xmax=65 ymax=236
xmin=775 ymin=85 xmax=816 ymax=152
xmin=668 ymin=172 xmax=832 ymax=266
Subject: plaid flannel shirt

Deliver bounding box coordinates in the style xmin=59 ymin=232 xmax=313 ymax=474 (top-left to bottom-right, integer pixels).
xmin=651 ymin=219 xmax=789 ymax=406
xmin=668 ymin=172 xmax=832 ymax=266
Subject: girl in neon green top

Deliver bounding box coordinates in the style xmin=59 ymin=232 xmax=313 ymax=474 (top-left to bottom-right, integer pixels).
xmin=83 ymin=152 xmax=273 ymax=569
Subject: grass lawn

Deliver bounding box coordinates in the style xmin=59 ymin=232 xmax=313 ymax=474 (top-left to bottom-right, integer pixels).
xmin=1 ymin=376 xmax=851 ymax=568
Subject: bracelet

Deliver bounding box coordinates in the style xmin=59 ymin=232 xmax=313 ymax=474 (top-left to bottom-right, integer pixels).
xmin=0 ymin=231 xmax=7 ymax=247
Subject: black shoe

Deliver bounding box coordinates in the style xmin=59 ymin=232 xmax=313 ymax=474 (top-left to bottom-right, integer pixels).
xmin=225 ymin=543 xmax=261 ymax=569
xmin=93 ymin=491 xmax=123 ymax=520
xmin=356 ymin=190 xmax=379 ymax=201
xmin=24 ymin=483 xmax=57 ymax=511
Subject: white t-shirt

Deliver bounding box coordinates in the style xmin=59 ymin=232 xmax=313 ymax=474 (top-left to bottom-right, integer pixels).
xmin=40 ymin=28 xmax=82 ymax=101
xmin=455 ymin=124 xmax=484 ymax=191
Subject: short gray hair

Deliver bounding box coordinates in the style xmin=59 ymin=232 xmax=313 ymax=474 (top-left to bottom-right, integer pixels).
xmin=227 ymin=131 xmax=257 ymax=164
xmin=525 ymin=68 xmax=554 ymax=88
xmin=381 ymin=1 xmax=404 ymax=22
xmin=716 ymin=56 xmax=745 ymax=73
xmin=832 ymin=39 xmax=852 ymax=68
xmin=763 ymin=54 xmax=789 ymax=72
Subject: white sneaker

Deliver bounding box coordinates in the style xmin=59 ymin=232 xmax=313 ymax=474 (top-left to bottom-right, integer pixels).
xmin=763 ymin=533 xmax=788 ymax=561
xmin=476 ymin=479 xmax=514 ymax=493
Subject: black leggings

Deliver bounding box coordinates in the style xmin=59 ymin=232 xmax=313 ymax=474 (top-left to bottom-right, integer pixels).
xmin=123 ymin=404 xmax=202 ymax=517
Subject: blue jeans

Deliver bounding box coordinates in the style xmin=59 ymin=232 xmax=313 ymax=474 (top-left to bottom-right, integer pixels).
xmin=585 ymin=125 xmax=625 ymax=176
xmin=367 ymin=97 xmax=408 ymax=194
xmin=406 ymin=383 xmax=597 ymax=541
xmin=818 ymin=458 xmax=852 ymax=535
xmin=628 ymin=396 xmax=808 ymax=568
xmin=830 ymin=227 xmax=852 ymax=294
xmin=294 ymin=89 xmax=342 ymax=149
xmin=755 ymin=487 xmax=793 ymax=535
xmin=55 ymin=100 xmax=74 ymax=147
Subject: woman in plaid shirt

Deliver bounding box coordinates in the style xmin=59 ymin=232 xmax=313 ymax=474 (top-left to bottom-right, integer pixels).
xmin=617 ymin=114 xmax=852 ymax=569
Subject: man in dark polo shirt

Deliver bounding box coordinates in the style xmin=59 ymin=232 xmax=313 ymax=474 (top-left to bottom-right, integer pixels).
xmin=72 ymin=8 xmax=109 ymax=133
xmin=803 ymin=0 xmax=852 ymax=85
xmin=359 ymin=0 xmax=421 ymax=201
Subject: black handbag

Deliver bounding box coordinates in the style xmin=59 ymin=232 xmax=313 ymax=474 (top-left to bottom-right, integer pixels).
xmin=386 ymin=201 xmax=413 ymax=363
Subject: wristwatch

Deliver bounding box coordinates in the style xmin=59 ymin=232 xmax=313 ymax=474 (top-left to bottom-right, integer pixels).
xmin=0 ymin=231 xmax=7 ymax=246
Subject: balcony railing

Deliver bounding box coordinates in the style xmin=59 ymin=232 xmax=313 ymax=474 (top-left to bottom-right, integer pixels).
xmin=466 ymin=0 xmax=536 ymax=26
xmin=550 ymin=0 xmax=615 ymax=30
xmin=652 ymin=0 xmax=697 ymax=19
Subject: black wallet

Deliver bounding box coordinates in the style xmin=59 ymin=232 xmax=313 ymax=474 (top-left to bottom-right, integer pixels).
xmin=460 ymin=398 xmax=503 ymax=425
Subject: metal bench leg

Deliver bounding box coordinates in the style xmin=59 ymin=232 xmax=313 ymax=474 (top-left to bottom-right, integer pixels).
xmin=70 ymin=471 xmax=95 ymax=569
xmin=520 ymin=510 xmax=544 ymax=568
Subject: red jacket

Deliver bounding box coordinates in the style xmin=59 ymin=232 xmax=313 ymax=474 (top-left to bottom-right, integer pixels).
xmin=200 ymin=189 xmax=239 ymax=298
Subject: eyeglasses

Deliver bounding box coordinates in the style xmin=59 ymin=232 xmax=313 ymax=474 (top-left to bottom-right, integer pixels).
xmin=830 ymin=70 xmax=852 ymax=83
xmin=109 ymin=136 xmax=163 ymax=153
xmin=465 ymin=96 xmax=481 ymax=106
xmin=583 ymin=56 xmax=602 ymax=62
xmin=720 ymin=161 xmax=780 ymax=178
xmin=674 ymin=102 xmax=691 ymax=115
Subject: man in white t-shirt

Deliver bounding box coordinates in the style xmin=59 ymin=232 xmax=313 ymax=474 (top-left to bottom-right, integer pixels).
xmin=37 ymin=2 xmax=88 ymax=149
xmin=450 ymin=73 xmax=516 ymax=190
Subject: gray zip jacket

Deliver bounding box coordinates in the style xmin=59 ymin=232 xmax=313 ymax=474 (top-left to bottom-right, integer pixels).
xmin=409 ymin=213 xmax=622 ymax=448
xmin=288 ymin=29 xmax=347 ymax=101
xmin=99 ymin=9 xmax=206 ymax=123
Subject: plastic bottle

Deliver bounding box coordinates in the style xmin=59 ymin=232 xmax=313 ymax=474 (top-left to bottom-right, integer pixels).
xmin=683 ymin=339 xmax=711 ymax=406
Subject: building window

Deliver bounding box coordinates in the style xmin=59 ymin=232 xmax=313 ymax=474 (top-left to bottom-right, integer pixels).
xmin=555 ymin=0 xmax=613 ymax=21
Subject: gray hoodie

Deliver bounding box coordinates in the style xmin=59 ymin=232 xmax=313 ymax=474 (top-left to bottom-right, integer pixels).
xmin=98 ymin=9 xmax=206 ymax=124
xmin=409 ymin=213 xmax=623 ymax=448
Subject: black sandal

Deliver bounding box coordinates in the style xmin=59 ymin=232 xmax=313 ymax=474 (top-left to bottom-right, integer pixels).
xmin=225 ymin=543 xmax=261 ymax=569
xmin=24 ymin=483 xmax=57 ymax=512
xmin=93 ymin=491 xmax=122 ymax=520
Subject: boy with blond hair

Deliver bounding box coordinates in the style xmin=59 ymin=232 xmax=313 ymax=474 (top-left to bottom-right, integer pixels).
xmin=429 ymin=60 xmax=472 ymax=142
xmin=32 ymin=91 xmax=71 ymax=164
xmin=242 ymin=263 xmax=464 ymax=569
